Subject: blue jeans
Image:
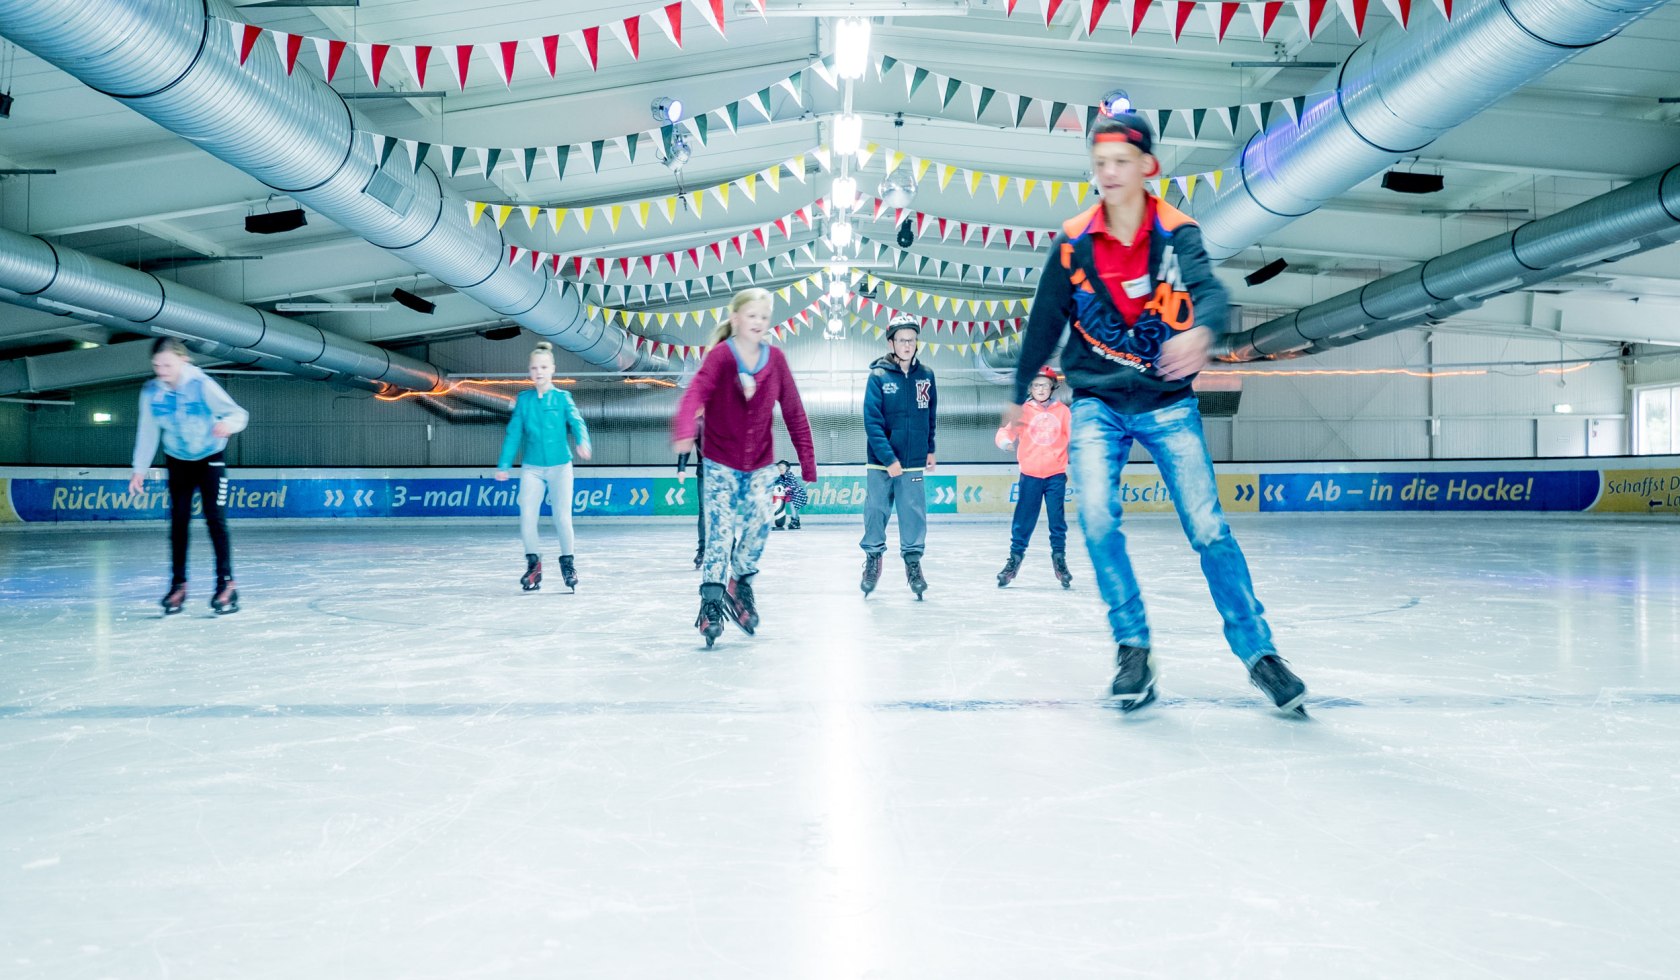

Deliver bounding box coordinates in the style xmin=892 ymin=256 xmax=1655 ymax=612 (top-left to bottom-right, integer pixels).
xmin=1009 ymin=473 xmax=1067 ymax=553
xmin=1068 ymin=396 xmax=1275 ymax=664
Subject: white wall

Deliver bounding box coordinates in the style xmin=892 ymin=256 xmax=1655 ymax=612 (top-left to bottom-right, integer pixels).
xmin=1222 ymin=329 xmax=1627 ymax=462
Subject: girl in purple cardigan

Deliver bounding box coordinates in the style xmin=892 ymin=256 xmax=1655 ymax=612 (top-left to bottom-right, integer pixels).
xmin=672 ymin=288 xmax=818 ymax=648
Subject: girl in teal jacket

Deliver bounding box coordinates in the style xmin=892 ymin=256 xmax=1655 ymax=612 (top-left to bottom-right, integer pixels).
xmin=495 ymin=341 xmax=592 ymax=591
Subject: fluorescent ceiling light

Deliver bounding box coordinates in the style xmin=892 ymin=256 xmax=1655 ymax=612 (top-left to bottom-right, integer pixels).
xmin=827 ymin=221 xmax=854 ymax=249
xmin=743 ymin=1 xmax=967 ymax=15
xmin=832 ymin=113 xmax=863 ymax=156
xmin=831 ymin=175 xmax=859 ymax=210
xmin=834 ymin=18 xmax=871 ymax=80
xmin=274 ymin=303 xmax=391 ymax=312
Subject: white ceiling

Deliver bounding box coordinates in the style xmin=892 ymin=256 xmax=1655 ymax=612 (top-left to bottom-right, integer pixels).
xmin=2 ymin=0 xmax=1679 ymax=374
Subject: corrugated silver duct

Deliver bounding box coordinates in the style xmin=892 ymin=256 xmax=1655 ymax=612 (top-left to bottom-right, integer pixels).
xmin=413 ymin=395 xmax=508 ymax=423
xmin=1225 ymin=163 xmax=1680 ymax=358
xmin=0 ymin=225 xmax=441 ymax=394
xmin=1196 ymin=0 xmax=1672 ymax=259
xmin=0 ymin=0 xmax=663 ymax=373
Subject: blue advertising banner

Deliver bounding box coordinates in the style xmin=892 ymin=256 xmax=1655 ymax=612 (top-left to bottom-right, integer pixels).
xmin=1258 ymin=471 xmax=1604 ymax=513
xmin=3 ymin=461 xmax=1677 ymax=523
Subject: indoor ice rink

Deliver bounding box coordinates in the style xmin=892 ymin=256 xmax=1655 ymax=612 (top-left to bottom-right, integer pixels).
xmin=3 ymin=1 xmax=1680 ymax=977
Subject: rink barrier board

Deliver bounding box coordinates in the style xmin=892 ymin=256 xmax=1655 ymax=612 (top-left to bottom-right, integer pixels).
xmin=3 ymin=459 xmax=1679 ymax=523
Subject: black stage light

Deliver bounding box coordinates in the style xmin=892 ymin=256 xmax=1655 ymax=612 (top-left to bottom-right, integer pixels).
xmin=896 ymin=217 xmax=915 ymax=248
xmin=1244 ymin=258 xmax=1289 ymax=287
xmin=482 ymin=325 xmax=522 ymax=341
xmin=1381 ymin=171 xmax=1444 ymax=194
xmin=391 ymin=287 xmax=435 ymax=314
xmin=244 ymin=208 xmax=307 ymax=234
xmin=0 ymin=92 xmax=13 ymax=119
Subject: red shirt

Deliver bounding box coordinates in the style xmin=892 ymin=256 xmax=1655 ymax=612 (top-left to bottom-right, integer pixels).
xmin=672 ymin=343 xmax=818 ymax=479
xmin=1086 ymin=195 xmax=1156 ymax=327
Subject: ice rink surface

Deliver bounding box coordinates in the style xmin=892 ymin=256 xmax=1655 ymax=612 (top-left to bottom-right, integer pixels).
xmin=2 ymin=514 xmax=1678 ymax=979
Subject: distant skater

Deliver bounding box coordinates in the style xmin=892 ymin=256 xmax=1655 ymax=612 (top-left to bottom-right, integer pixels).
xmin=496 ymin=340 xmax=592 ymax=593
xmin=128 ymin=337 xmax=249 ymax=615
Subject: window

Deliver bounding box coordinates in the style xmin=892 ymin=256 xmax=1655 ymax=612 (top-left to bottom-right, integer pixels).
xmin=1634 ymin=384 xmax=1680 ymax=455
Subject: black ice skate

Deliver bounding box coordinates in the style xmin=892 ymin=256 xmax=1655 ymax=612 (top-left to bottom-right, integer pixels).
xmin=788 ymin=516 xmax=801 ymax=530
xmin=696 ymin=582 xmax=729 ymax=648
xmin=725 ymin=574 xmax=759 ymax=635
xmin=904 ymin=557 xmax=927 ymax=600
xmin=161 ymin=583 xmax=187 ymax=616
xmin=1111 ymin=644 xmax=1157 ymax=712
xmin=559 ymin=555 xmax=578 ymax=591
xmin=1051 ymin=551 xmax=1073 ymax=590
xmin=1248 ymin=654 xmax=1309 ymax=716
xmin=210 ymin=577 xmax=240 ymax=616
xmin=860 ymin=553 xmax=883 ymax=596
xmin=520 ymin=553 xmax=543 ymax=591
xmin=996 ymin=551 xmax=1023 ymax=588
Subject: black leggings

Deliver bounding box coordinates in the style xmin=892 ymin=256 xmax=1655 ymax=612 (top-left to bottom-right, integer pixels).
xmin=166 ymin=452 xmax=233 ymax=585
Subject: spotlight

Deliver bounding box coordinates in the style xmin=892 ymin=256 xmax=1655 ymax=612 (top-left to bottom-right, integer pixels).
xmin=0 ymin=92 xmax=12 ymax=119
xmin=827 ymin=277 xmax=848 ymax=299
xmin=391 ymin=287 xmax=436 ymax=314
xmin=831 ymin=175 xmax=859 ymax=211
xmin=896 ymin=217 xmax=915 ymax=249
xmin=1244 ymin=258 xmax=1288 ymax=287
xmin=660 ymin=133 xmax=692 ymax=172
xmin=835 ymin=18 xmax=871 ymax=80
xmin=1099 ymin=89 xmax=1131 ymax=117
xmin=825 ymin=316 xmax=845 ymax=339
xmin=827 ymin=221 xmax=854 ymax=249
xmin=244 ymin=208 xmax=308 ymax=235
xmin=832 ymin=113 xmax=863 ymax=156
xmin=481 ymin=325 xmax=522 ymax=341
xmin=650 ymin=96 xmax=684 ymax=125
xmin=1381 ymin=171 xmax=1444 ymax=194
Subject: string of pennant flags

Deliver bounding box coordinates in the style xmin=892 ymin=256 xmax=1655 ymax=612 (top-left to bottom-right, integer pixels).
xmin=223 ymin=0 xmax=765 ymax=89
xmin=1006 ymin=0 xmax=1451 ymax=38
xmin=224 ymin=0 xmax=1449 ymax=96
xmin=880 ymin=55 xmax=1319 ymax=141
xmin=368 ymin=60 xmax=819 ymax=184
xmin=576 ymin=255 xmax=821 ymax=309
xmin=862 ymin=276 xmax=1035 ymax=323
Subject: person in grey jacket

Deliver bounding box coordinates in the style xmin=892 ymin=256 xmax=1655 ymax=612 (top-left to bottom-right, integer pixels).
xmin=128 ymin=337 xmax=250 ymax=615
xmin=859 ymin=313 xmax=937 ymax=599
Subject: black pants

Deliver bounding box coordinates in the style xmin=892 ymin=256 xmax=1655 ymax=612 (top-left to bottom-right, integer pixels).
xmin=166 ymin=452 xmax=233 ymax=585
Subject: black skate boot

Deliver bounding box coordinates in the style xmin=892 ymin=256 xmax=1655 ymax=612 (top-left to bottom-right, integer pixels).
xmin=161 ymin=582 xmax=187 ymax=616
xmin=559 ymin=555 xmax=578 ymax=591
xmin=789 ymin=515 xmax=801 ymax=530
xmin=1248 ymin=654 xmax=1308 ymax=716
xmin=1110 ymin=644 xmax=1157 ymax=712
xmin=520 ymin=553 xmax=543 ymax=591
xmin=1051 ymin=551 xmax=1073 ymax=590
xmin=696 ymin=582 xmax=728 ymax=648
xmin=904 ymin=556 xmax=928 ymax=600
xmin=996 ymin=551 xmax=1023 ymax=588
xmin=725 ymin=574 xmax=759 ymax=634
xmin=210 ymin=577 xmax=240 ymax=616
xmin=860 ymin=553 xmax=883 ymax=596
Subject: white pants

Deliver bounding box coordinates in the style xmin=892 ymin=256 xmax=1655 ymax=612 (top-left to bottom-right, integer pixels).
xmin=518 ymin=463 xmax=575 ymax=556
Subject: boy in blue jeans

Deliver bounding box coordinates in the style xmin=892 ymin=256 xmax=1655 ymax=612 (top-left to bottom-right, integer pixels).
xmin=1007 ymin=111 xmax=1306 ymax=715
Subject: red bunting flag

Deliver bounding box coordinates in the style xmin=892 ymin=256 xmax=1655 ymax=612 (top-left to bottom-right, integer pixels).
xmin=450 ymin=44 xmax=473 ymax=90
xmin=576 ymin=27 xmax=600 ymax=70
xmin=237 ymin=23 xmax=264 ymax=65
xmin=623 ymin=16 xmax=641 ymax=59
xmin=661 ymin=2 xmax=685 ymax=47
xmin=1174 ymin=2 xmax=1195 ymax=39
xmin=1217 ymin=2 xmax=1239 ymax=40
xmin=1131 ymin=0 xmax=1152 ymax=35
xmin=496 ymin=40 xmax=519 ymax=86
xmin=1086 ymin=0 xmax=1112 ymax=34
xmin=315 ymin=38 xmax=346 ymax=83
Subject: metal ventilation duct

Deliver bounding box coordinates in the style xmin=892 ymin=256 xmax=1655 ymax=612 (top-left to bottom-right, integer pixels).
xmin=0 ymin=226 xmax=441 ymax=395
xmin=1225 ymin=163 xmax=1680 ymax=359
xmin=0 ymin=0 xmax=661 ymax=373
xmin=1195 ymin=0 xmax=1673 ymax=260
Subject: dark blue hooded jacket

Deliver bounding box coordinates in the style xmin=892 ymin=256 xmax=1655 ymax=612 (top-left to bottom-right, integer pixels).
xmin=863 ymin=354 xmax=937 ymax=469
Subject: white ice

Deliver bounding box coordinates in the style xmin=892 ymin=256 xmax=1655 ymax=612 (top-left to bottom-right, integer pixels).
xmin=2 ymin=515 xmax=1678 ymax=978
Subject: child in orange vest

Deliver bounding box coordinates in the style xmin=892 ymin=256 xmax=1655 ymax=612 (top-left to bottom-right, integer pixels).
xmin=994 ymin=366 xmax=1073 ymax=589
